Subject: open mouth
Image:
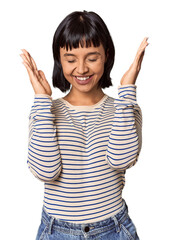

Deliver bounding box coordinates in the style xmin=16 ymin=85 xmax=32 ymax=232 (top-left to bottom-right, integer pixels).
xmin=74 ymin=74 xmax=94 ymax=81
xmin=74 ymin=74 xmax=94 ymax=85
xmin=75 ymin=75 xmax=92 ymax=81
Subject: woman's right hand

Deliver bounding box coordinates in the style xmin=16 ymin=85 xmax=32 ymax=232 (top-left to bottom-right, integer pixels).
xmin=20 ymin=49 xmax=52 ymax=96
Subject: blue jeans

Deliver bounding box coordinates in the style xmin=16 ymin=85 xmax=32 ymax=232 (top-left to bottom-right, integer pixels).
xmin=36 ymin=200 xmax=139 ymax=240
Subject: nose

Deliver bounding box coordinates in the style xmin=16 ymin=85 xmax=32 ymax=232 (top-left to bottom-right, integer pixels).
xmin=76 ymin=60 xmax=89 ymax=75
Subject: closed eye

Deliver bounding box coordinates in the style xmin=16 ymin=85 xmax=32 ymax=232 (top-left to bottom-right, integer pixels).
xmin=67 ymin=60 xmax=76 ymax=63
xmin=88 ymin=59 xmax=97 ymax=62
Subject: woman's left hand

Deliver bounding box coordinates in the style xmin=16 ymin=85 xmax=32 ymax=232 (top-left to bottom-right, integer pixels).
xmin=120 ymin=37 xmax=149 ymax=85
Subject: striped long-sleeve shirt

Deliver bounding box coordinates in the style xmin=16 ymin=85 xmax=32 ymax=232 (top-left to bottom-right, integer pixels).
xmin=27 ymin=84 xmax=142 ymax=224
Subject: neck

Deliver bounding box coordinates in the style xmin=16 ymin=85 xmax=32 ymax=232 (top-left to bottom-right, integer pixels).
xmin=63 ymin=88 xmax=105 ymax=106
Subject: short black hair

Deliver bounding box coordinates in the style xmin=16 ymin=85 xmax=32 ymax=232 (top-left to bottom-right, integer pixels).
xmin=52 ymin=10 xmax=115 ymax=93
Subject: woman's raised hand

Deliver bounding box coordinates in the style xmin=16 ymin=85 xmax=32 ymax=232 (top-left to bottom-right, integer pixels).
xmin=120 ymin=37 xmax=149 ymax=86
xmin=20 ymin=49 xmax=52 ymax=96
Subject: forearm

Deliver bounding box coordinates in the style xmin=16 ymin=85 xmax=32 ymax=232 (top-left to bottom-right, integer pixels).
xmin=27 ymin=94 xmax=62 ymax=182
xmin=105 ymin=85 xmax=142 ymax=171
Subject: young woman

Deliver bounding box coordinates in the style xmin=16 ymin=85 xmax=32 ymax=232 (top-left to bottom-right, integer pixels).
xmin=20 ymin=10 xmax=148 ymax=240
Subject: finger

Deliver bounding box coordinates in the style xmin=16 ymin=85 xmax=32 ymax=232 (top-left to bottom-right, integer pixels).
xmin=38 ymin=70 xmax=52 ymax=95
xmin=138 ymin=43 xmax=147 ymax=55
xmin=134 ymin=38 xmax=149 ymax=63
xmin=21 ymin=54 xmax=39 ymax=80
xmin=20 ymin=54 xmax=32 ymax=69
xmin=143 ymin=37 xmax=149 ymax=42
xmin=22 ymin=61 xmax=34 ymax=80
xmin=142 ymin=37 xmax=149 ymax=45
xmin=138 ymin=39 xmax=148 ymax=52
xmin=137 ymin=37 xmax=149 ymax=52
xmin=141 ymin=38 xmax=149 ymax=50
xmin=139 ymin=42 xmax=148 ymax=56
xmin=20 ymin=51 xmax=39 ymax=80
xmin=38 ymin=70 xmax=48 ymax=88
xmin=38 ymin=70 xmax=46 ymax=81
xmin=22 ymin=61 xmax=46 ymax=93
xmin=22 ymin=60 xmax=35 ymax=77
xmin=21 ymin=49 xmax=37 ymax=71
xmin=31 ymin=58 xmax=38 ymax=71
xmin=21 ymin=49 xmax=33 ymax=66
xmin=26 ymin=50 xmax=38 ymax=71
xmin=22 ymin=58 xmax=40 ymax=84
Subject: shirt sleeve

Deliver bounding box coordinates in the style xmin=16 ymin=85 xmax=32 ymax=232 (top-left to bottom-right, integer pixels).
xmin=105 ymin=84 xmax=142 ymax=171
xmin=27 ymin=94 xmax=62 ymax=182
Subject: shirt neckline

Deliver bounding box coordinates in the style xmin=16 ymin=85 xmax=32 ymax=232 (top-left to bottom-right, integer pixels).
xmin=59 ymin=94 xmax=109 ymax=110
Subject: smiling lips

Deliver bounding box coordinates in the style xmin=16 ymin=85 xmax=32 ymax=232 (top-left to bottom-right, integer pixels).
xmin=76 ymin=76 xmax=90 ymax=81
xmin=74 ymin=74 xmax=94 ymax=84
xmin=74 ymin=74 xmax=94 ymax=81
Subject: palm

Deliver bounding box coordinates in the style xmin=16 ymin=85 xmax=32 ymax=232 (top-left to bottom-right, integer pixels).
xmin=120 ymin=37 xmax=149 ymax=85
xmin=20 ymin=49 xmax=52 ymax=96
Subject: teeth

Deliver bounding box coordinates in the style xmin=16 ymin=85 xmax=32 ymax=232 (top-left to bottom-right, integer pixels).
xmin=76 ymin=76 xmax=90 ymax=81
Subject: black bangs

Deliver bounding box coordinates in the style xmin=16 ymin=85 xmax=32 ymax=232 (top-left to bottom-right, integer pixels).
xmin=59 ymin=20 xmax=101 ymax=51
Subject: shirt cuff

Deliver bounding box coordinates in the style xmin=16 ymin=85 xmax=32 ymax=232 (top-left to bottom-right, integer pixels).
xmin=118 ymin=84 xmax=137 ymax=88
xmin=34 ymin=94 xmax=53 ymax=100
xmin=118 ymin=84 xmax=137 ymax=102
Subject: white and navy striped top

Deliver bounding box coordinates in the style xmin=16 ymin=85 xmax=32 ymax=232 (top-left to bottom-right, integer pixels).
xmin=27 ymin=84 xmax=142 ymax=224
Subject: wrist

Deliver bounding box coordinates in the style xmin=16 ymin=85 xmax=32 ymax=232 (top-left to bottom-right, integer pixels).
xmin=120 ymin=65 xmax=139 ymax=85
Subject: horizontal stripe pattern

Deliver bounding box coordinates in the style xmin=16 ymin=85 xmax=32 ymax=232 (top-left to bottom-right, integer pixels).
xmin=27 ymin=95 xmax=62 ymax=181
xmin=105 ymin=85 xmax=142 ymax=170
xmin=27 ymin=84 xmax=142 ymax=223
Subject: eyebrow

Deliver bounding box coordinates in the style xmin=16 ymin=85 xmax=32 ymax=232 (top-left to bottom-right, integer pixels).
xmin=63 ymin=52 xmax=101 ymax=57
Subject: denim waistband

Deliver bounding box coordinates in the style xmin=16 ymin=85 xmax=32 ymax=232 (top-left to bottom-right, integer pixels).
xmin=41 ymin=199 xmax=129 ymax=236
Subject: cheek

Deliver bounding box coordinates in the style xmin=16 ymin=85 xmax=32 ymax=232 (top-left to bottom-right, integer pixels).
xmin=93 ymin=62 xmax=105 ymax=74
xmin=61 ymin=63 xmax=73 ymax=76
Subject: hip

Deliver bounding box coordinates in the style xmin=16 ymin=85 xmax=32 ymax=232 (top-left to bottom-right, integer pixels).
xmin=36 ymin=199 xmax=139 ymax=240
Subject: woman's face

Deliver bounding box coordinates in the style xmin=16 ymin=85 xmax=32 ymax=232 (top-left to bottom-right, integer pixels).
xmin=60 ymin=42 xmax=107 ymax=93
